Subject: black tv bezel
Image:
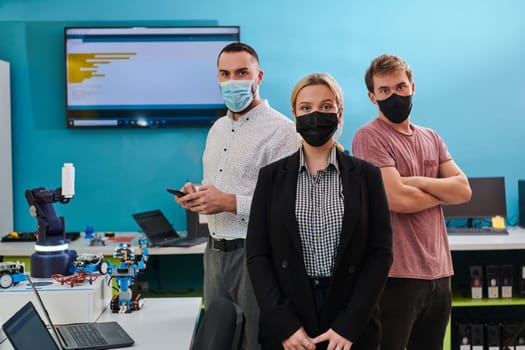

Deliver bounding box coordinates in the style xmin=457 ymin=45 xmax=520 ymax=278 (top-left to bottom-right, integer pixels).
xmin=64 ymin=25 xmax=240 ymax=129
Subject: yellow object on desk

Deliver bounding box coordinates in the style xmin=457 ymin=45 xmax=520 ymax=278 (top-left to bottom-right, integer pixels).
xmin=491 ymin=216 xmax=505 ymax=229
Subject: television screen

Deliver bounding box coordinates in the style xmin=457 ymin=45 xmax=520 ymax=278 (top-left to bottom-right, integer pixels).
xmin=442 ymin=176 xmax=507 ymax=219
xmin=65 ymin=26 xmax=240 ymax=128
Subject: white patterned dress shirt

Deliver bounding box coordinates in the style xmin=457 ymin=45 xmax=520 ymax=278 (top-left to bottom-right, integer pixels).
xmin=202 ymin=100 xmax=300 ymax=240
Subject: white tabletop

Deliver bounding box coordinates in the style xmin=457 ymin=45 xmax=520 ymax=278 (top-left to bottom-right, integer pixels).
xmin=0 ymin=297 xmax=202 ymax=350
xmin=0 ymin=231 xmax=205 ymax=257
xmin=97 ymin=298 xmax=202 ymax=349
xmin=448 ymin=225 xmax=525 ymax=251
xmin=3 ymin=227 xmax=525 ymax=255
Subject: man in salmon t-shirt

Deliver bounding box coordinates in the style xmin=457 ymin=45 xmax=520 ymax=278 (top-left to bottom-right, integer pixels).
xmin=352 ymin=54 xmax=472 ymax=350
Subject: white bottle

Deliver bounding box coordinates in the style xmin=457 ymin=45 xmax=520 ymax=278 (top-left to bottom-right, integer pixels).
xmin=62 ymin=163 xmax=75 ymax=198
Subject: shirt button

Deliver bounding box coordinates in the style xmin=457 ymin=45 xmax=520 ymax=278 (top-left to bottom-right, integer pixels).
xmin=224 ymin=148 xmax=227 ymax=152
xmin=281 ymin=260 xmax=288 ymax=269
xmin=219 ymin=169 xmax=222 ymax=172
xmin=231 ymin=129 xmax=235 ymax=132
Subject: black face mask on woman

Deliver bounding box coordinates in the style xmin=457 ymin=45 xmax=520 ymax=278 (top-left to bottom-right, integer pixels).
xmin=295 ymin=111 xmax=338 ymax=147
xmin=377 ymin=93 xmax=413 ymax=124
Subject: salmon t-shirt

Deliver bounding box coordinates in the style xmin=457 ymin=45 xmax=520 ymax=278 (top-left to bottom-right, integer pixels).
xmin=352 ymin=118 xmax=453 ymax=280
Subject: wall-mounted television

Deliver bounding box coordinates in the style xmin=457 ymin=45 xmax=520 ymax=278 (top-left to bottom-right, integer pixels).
xmin=65 ymin=26 xmax=240 ymax=128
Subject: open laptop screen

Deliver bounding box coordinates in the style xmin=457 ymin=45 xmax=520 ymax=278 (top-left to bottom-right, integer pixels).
xmin=132 ymin=210 xmax=180 ymax=241
xmin=3 ymin=301 xmax=60 ymax=350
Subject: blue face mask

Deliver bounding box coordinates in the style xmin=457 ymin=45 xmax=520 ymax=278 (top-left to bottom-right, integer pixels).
xmin=219 ymin=79 xmax=254 ymax=113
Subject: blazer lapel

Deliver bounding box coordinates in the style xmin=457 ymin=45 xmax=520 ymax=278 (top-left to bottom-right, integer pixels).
xmin=280 ymin=151 xmax=320 ymax=328
xmin=333 ymin=152 xmax=361 ymax=268
xmin=279 ymin=152 xmax=303 ymax=255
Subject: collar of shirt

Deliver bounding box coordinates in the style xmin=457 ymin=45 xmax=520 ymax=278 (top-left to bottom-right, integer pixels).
xmin=298 ymin=144 xmax=340 ymax=174
xmin=226 ymin=100 xmax=268 ymax=124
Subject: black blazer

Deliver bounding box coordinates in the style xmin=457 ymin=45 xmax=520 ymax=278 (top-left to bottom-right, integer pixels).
xmin=246 ymin=149 xmax=393 ymax=350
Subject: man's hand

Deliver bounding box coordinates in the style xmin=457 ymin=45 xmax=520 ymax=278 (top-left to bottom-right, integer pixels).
xmin=175 ymin=183 xmax=236 ymax=215
xmin=312 ymin=328 xmax=352 ymax=350
xmin=282 ymin=327 xmax=316 ymax=350
xmin=174 ymin=182 xmax=197 ymax=205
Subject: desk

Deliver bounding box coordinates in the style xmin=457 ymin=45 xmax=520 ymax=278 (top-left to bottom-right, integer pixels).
xmin=0 ymin=297 xmax=202 ymax=350
xmin=0 ymin=276 xmax=111 ymax=324
xmin=0 ymin=231 xmax=205 ymax=257
xmin=0 ymin=232 xmax=207 ymax=293
xmin=448 ymin=225 xmax=525 ymax=251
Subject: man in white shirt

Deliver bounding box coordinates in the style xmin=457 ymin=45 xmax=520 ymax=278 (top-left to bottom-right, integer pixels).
xmin=176 ymin=43 xmax=300 ymax=350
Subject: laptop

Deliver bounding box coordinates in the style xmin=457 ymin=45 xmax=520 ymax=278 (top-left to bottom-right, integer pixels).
xmin=132 ymin=209 xmax=208 ymax=247
xmin=2 ymin=276 xmax=134 ymax=350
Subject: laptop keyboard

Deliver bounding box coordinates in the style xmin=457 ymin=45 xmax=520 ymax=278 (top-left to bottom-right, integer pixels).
xmin=68 ymin=324 xmax=107 ymax=347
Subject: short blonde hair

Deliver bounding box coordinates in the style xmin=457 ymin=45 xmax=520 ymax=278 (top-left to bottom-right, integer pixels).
xmin=290 ymin=73 xmax=344 ymax=114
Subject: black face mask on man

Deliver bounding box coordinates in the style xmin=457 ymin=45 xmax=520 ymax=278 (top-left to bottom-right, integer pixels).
xmin=295 ymin=111 xmax=338 ymax=147
xmin=377 ymin=93 xmax=413 ymax=124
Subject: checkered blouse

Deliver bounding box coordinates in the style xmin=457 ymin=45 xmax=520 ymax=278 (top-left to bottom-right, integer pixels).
xmin=295 ymin=146 xmax=344 ymax=278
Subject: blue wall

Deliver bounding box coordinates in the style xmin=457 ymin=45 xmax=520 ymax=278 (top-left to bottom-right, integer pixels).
xmin=1 ymin=0 xmax=524 ymax=232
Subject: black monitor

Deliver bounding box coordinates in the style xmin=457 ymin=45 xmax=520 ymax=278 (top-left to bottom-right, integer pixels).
xmin=64 ymin=26 xmax=240 ymax=128
xmin=442 ymin=176 xmax=507 ymax=220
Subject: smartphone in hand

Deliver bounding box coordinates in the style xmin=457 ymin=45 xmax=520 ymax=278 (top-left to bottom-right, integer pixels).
xmin=167 ymin=188 xmax=187 ymax=197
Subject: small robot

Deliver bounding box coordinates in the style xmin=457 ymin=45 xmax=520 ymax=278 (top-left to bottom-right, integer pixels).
xmin=107 ymin=240 xmax=148 ymax=314
xmin=0 ymin=261 xmax=26 ymax=288
xmin=71 ymin=253 xmax=109 ymax=274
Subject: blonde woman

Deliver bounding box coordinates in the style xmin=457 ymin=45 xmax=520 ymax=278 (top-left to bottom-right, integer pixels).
xmin=246 ymin=73 xmax=393 ymax=350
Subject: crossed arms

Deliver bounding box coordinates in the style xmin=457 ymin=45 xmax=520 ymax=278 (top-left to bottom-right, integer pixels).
xmin=380 ymin=159 xmax=472 ymax=214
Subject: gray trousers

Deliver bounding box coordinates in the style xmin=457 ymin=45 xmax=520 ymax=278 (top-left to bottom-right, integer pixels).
xmin=203 ymin=241 xmax=261 ymax=350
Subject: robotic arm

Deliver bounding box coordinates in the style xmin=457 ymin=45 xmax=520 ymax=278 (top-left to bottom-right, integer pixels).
xmin=25 ymin=163 xmax=77 ymax=278
xmin=25 ymin=187 xmax=71 ymax=246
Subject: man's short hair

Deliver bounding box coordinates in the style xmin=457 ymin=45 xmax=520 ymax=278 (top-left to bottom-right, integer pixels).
xmin=217 ymin=42 xmax=260 ymax=66
xmin=365 ymin=54 xmax=413 ymax=93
